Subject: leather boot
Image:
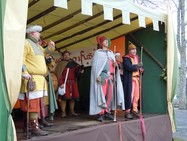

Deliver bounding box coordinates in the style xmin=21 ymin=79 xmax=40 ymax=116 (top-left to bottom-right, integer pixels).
xmin=40 ymin=118 xmax=54 ymax=127
xmin=30 ymin=119 xmax=48 ymax=136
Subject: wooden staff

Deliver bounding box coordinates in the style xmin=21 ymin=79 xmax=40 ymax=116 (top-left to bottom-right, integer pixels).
xmin=113 ymin=66 xmax=117 ymax=122
xmin=139 ymin=46 xmax=146 ymax=141
xmin=139 ymin=46 xmax=143 ymax=115
xmin=113 ymin=45 xmax=117 ymax=122
xmin=26 ymin=79 xmax=30 ymax=139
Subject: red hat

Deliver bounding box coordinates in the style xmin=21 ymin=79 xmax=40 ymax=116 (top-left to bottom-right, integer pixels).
xmin=96 ymin=36 xmax=108 ymax=46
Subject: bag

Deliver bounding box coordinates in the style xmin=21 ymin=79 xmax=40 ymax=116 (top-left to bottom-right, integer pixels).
xmin=27 ymin=78 xmax=36 ymax=91
xmin=58 ymin=86 xmax=66 ymax=96
xmin=58 ymin=68 xmax=69 ymax=96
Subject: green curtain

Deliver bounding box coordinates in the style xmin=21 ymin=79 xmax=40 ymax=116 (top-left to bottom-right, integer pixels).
xmin=166 ymin=5 xmax=179 ymax=132
xmin=0 ymin=0 xmax=14 ymax=141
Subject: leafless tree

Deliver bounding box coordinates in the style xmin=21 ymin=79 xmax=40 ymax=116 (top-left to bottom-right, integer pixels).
xmin=176 ymin=0 xmax=187 ymax=109
xmin=133 ymin=0 xmax=187 ymax=109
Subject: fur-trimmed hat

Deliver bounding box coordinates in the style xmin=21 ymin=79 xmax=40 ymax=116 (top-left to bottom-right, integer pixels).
xmin=115 ymin=52 xmax=121 ymax=56
xmin=26 ymin=25 xmax=42 ymax=34
xmin=128 ymin=42 xmax=136 ymax=51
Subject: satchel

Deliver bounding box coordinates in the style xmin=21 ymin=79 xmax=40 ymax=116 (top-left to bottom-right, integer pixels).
xmin=58 ymin=86 xmax=66 ymax=96
xmin=58 ymin=68 xmax=69 ymax=96
xmin=27 ymin=78 xmax=36 ymax=91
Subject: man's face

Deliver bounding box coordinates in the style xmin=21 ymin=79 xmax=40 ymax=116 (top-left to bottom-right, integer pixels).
xmin=63 ymin=53 xmax=70 ymax=61
xmin=32 ymin=31 xmax=41 ymax=41
xmin=115 ymin=56 xmax=120 ymax=61
xmin=101 ymin=39 xmax=109 ymax=48
xmin=129 ymin=48 xmax=137 ymax=55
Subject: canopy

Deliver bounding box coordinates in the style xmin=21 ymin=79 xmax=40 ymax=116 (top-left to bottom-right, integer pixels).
xmin=0 ymin=0 xmax=178 ymax=140
xmin=27 ymin=0 xmax=167 ymax=51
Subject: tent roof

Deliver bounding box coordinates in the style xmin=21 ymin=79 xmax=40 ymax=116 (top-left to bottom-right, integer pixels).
xmin=28 ymin=0 xmax=167 ymax=51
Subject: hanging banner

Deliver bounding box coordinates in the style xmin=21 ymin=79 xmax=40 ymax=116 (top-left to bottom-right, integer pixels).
xmin=51 ymin=45 xmax=97 ymax=67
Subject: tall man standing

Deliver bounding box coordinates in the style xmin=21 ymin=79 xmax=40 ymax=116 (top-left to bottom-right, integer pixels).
xmin=19 ymin=25 xmax=55 ymax=136
xmin=89 ymin=36 xmax=125 ymax=122
xmin=122 ymin=42 xmax=143 ymax=119
xmin=55 ymin=51 xmax=84 ymax=118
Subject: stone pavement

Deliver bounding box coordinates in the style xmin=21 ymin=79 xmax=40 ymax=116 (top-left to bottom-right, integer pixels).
xmin=173 ymin=108 xmax=187 ymax=141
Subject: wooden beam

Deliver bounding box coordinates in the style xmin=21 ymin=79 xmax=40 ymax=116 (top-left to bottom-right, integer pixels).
xmin=27 ymin=6 xmax=56 ymax=24
xmin=57 ymin=23 xmax=123 ymax=49
xmin=42 ymin=9 xmax=81 ymax=32
xmin=57 ymin=16 xmax=138 ymax=49
xmin=129 ymin=33 xmax=164 ymax=68
xmin=44 ymin=12 xmax=103 ymax=39
xmin=28 ymin=0 xmax=40 ymax=8
xmin=55 ymin=13 xmax=121 ymax=44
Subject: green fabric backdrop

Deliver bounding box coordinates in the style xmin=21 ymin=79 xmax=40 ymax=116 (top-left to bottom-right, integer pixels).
xmin=0 ymin=0 xmax=14 ymax=140
xmin=126 ymin=24 xmax=167 ymax=114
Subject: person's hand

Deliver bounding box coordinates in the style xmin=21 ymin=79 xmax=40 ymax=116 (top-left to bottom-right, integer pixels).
xmin=80 ymin=65 xmax=84 ymax=73
xmin=97 ymin=76 xmax=101 ymax=83
xmin=22 ymin=74 xmax=32 ymax=80
xmin=48 ymin=40 xmax=55 ymax=51
xmin=80 ymin=70 xmax=84 ymax=73
xmin=139 ymin=68 xmax=144 ymax=73
xmin=137 ymin=62 xmax=143 ymax=68
xmin=120 ymin=69 xmax=123 ymax=75
xmin=113 ymin=61 xmax=117 ymax=67
xmin=60 ymin=84 xmax=65 ymax=88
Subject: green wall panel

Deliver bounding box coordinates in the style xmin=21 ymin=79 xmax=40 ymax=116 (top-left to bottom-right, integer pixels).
xmin=127 ymin=24 xmax=167 ymax=114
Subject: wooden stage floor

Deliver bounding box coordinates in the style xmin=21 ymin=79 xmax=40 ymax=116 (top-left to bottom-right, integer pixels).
xmin=13 ymin=110 xmax=172 ymax=141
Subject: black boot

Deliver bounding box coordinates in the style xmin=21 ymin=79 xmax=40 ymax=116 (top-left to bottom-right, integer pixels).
xmin=124 ymin=112 xmax=133 ymax=119
xmin=131 ymin=110 xmax=140 ymax=118
xmin=105 ymin=113 xmax=114 ymax=120
xmin=97 ymin=114 xmax=104 ymax=122
xmin=39 ymin=118 xmax=54 ymax=127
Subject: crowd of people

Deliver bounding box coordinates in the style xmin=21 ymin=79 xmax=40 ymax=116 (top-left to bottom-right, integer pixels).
xmin=18 ymin=24 xmax=143 ymax=136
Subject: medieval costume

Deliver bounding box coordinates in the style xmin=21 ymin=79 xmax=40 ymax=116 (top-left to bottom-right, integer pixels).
xmin=122 ymin=43 xmax=143 ymax=119
xmin=19 ymin=25 xmax=55 ymax=136
xmin=36 ymin=55 xmax=58 ymax=127
xmin=89 ymin=36 xmax=125 ymax=122
xmin=55 ymin=51 xmax=84 ymax=118
xmin=115 ymin=52 xmax=123 ymax=81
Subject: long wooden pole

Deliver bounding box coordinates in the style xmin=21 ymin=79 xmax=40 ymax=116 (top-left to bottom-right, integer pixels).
xmin=139 ymin=47 xmax=143 ymax=115
xmin=113 ymin=45 xmax=117 ymax=122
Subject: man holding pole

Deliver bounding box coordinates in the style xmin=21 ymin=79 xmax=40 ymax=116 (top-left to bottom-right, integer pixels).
xmin=89 ymin=35 xmax=125 ymax=122
xmin=122 ymin=42 xmax=143 ymax=119
xmin=19 ymin=25 xmax=55 ymax=136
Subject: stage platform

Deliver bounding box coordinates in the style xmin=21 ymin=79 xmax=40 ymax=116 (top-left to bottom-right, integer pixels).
xmin=14 ymin=111 xmax=172 ymax=141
